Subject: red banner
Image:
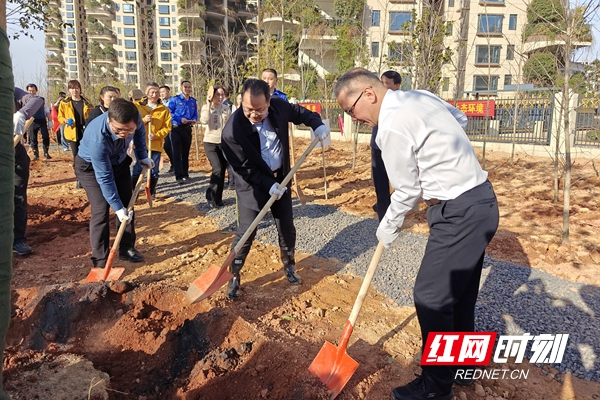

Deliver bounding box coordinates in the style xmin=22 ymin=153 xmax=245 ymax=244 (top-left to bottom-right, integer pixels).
xmin=451 ymin=100 xmax=495 ymax=117
xmin=298 ymin=103 xmax=322 ymax=115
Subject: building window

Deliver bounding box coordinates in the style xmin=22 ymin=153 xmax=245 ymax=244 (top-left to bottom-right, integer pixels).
xmin=66 ymin=12 xmax=74 ymax=18
xmin=66 ymin=4 xmax=73 ymax=10
xmin=162 ymin=64 xmax=172 ymax=72
xmin=172 ymin=29 xmax=177 ymax=35
xmin=120 ymin=74 xmax=124 ymax=81
xmin=68 ymin=42 xmax=76 ymax=48
xmin=475 ymin=45 xmax=501 ymax=64
xmin=478 ymin=14 xmax=503 ymax=34
xmin=118 ymin=39 xmax=122 ymax=46
xmin=129 ymin=75 xmax=138 ymax=83
xmin=171 ymin=5 xmax=175 ymax=11
xmin=509 ymin=14 xmax=517 ymax=30
xmin=125 ymin=40 xmax=136 ymax=49
xmin=158 ymin=5 xmax=169 ymax=14
xmin=473 ymin=75 xmax=499 ymax=91
xmin=174 ymin=64 xmax=178 ymax=70
xmin=372 ymin=10 xmax=380 ymax=27
xmin=123 ymin=4 xmax=134 ymax=13
xmin=126 ymin=63 xmax=136 ymax=72
xmin=119 ymin=62 xmax=123 ymax=68
xmin=172 ymin=17 xmax=176 ymax=23
xmin=371 ymin=42 xmax=379 ymax=57
xmin=116 ymin=15 xmax=121 ymax=22
xmin=124 ymin=28 xmax=135 ymax=37
xmin=118 ymin=51 xmax=122 ymax=56
xmin=448 ymin=0 xmax=454 ymax=6
xmin=442 ymin=77 xmax=450 ymax=91
xmin=123 ymin=16 xmax=135 ymax=25
xmin=161 ymin=52 xmax=172 ymax=61
xmin=446 ymin=22 xmax=453 ymax=36
xmin=159 ymin=17 xmax=170 ymax=26
xmin=69 ymin=65 xmax=77 ymax=71
xmin=125 ymin=51 xmax=136 ymax=60
xmin=160 ymin=29 xmax=171 ymax=38
xmin=506 ymin=44 xmax=515 ymax=60
xmin=160 ymin=41 xmax=171 ymax=49
xmin=390 ymin=12 xmax=411 ymax=31
xmin=70 ymin=72 xmax=78 ymax=78
xmin=69 ymin=57 xmax=76 ymax=63
xmin=388 ymin=42 xmax=410 ymax=62
xmin=117 ymin=27 xmax=121 ymax=34
xmin=504 ymin=74 xmax=512 ymax=86
xmin=69 ymin=50 xmax=76 ymax=56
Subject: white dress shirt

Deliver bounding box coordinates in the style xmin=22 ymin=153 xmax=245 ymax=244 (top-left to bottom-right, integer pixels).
xmin=252 ymin=115 xmax=283 ymax=171
xmin=375 ymin=89 xmax=488 ymax=231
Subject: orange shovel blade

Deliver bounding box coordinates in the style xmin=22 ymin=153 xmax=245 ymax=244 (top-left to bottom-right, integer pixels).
xmin=84 ymin=267 xmax=126 ymax=283
xmin=145 ymin=186 xmax=153 ymax=208
xmin=185 ymin=264 xmax=234 ymax=304
xmin=308 ymin=341 xmax=359 ymax=399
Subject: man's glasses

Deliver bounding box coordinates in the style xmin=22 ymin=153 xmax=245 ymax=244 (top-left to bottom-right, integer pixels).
xmin=109 ymin=121 xmax=136 ymax=136
xmin=345 ymin=89 xmax=367 ymax=117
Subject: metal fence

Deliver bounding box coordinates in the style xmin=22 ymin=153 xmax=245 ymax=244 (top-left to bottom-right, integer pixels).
xmin=574 ymin=95 xmax=600 ymax=147
xmin=463 ymin=97 xmax=553 ymax=145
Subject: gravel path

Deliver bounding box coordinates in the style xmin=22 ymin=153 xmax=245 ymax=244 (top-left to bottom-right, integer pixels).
xmin=159 ymin=168 xmax=600 ymax=383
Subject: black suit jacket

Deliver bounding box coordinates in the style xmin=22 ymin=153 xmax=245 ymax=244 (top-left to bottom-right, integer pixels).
xmin=221 ymin=97 xmax=324 ymax=211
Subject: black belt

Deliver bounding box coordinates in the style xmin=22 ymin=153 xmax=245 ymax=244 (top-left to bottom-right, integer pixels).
xmin=424 ymin=198 xmax=441 ymax=206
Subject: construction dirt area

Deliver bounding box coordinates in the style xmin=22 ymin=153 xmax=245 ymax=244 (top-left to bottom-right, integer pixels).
xmin=5 ymin=137 xmax=600 ymax=400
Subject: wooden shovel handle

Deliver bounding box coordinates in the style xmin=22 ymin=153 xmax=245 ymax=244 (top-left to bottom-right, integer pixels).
xmin=347 ymin=242 xmax=385 ymax=326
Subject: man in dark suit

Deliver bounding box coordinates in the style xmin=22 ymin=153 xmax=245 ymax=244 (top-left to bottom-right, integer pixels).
xmin=221 ymin=79 xmax=329 ymax=299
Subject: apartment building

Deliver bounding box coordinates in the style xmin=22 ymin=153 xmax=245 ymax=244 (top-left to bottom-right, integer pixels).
xmin=46 ymin=0 xmax=255 ymax=90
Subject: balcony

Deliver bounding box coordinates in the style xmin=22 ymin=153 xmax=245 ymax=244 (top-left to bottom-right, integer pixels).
xmin=46 ymin=38 xmax=63 ymax=52
xmin=45 ymin=26 xmax=62 ymax=37
xmin=179 ymin=30 xmax=205 ymax=43
xmin=47 ymin=54 xmax=65 ymax=67
xmin=523 ymin=33 xmax=592 ymax=54
xmin=178 ymin=5 xmax=205 ymax=19
xmin=299 ymin=27 xmax=337 ymax=52
xmin=89 ymin=53 xmax=117 ymax=66
xmin=48 ymin=67 xmax=66 ymax=80
xmin=86 ymin=6 xmax=115 ymax=20
xmin=180 ymin=52 xmax=204 ymax=67
xmin=87 ymin=29 xmax=117 ymax=44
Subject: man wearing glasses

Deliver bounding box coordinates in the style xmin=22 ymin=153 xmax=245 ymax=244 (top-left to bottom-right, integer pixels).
xmin=334 ymin=68 xmax=498 ymax=400
xmin=221 ymin=79 xmax=329 ymax=299
xmin=75 ymin=99 xmax=154 ymax=268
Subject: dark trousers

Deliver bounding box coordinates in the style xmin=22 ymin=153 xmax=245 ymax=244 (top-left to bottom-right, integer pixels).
xmin=171 ymin=125 xmax=192 ymax=180
xmin=68 ymin=140 xmax=80 ymax=159
xmin=29 ymin=118 xmax=50 ymax=153
xmin=163 ymin=132 xmax=173 ymax=166
xmin=13 ymin=143 xmax=30 ymax=245
xmin=371 ymin=147 xmax=391 ymax=222
xmin=232 ymin=184 xmax=296 ymax=260
xmin=203 ymin=142 xmax=227 ymax=203
xmin=75 ymin=155 xmax=136 ymax=267
xmin=415 ymin=180 xmax=498 ymax=389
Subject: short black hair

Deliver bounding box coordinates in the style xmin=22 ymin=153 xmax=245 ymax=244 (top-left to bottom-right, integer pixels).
xmin=181 ymin=80 xmax=192 ymax=86
xmin=381 ymin=70 xmax=402 ymax=85
xmin=26 ymin=83 xmax=38 ymax=91
xmin=107 ymin=98 xmax=139 ymax=124
xmin=58 ymin=91 xmax=66 ymax=97
xmin=242 ymin=79 xmax=271 ymax=103
xmin=159 ymin=85 xmax=170 ymax=91
xmin=262 ymin=68 xmax=278 ymax=79
xmin=99 ymin=85 xmax=118 ymax=103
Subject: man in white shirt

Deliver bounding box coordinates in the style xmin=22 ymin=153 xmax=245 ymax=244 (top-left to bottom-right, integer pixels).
xmin=334 ymin=68 xmax=499 ymax=400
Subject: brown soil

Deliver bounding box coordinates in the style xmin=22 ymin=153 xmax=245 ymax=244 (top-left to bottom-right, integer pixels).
xmin=5 ymin=139 xmax=600 ymax=400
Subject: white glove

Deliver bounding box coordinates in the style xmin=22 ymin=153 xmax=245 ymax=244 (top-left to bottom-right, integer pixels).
xmin=314 ymin=124 xmax=330 ymax=141
xmin=376 ymin=219 xmax=399 ymax=249
xmin=116 ymin=208 xmax=134 ymax=223
xmin=13 ymin=111 xmax=25 ymax=136
xmin=140 ymin=158 xmax=155 ymax=169
xmin=269 ymin=183 xmax=287 ymax=200
xmin=48 ymin=120 xmax=53 ymax=130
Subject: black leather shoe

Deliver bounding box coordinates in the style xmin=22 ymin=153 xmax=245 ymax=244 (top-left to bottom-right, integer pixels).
xmin=226 ymin=274 xmax=241 ymax=300
xmin=177 ymin=179 xmax=184 ymax=185
xmin=391 ymin=373 xmax=453 ymax=400
xmin=44 ymin=153 xmax=52 ymax=159
xmin=215 ymin=200 xmax=225 ymax=207
xmin=453 ymin=367 xmax=475 ymax=386
xmin=13 ymin=242 xmax=33 ymax=256
xmin=119 ymin=248 xmax=144 ymax=262
xmin=284 ymin=265 xmax=301 ymax=284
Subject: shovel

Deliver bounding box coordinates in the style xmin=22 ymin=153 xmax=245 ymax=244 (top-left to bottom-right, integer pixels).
xmin=308 ymin=242 xmax=385 ymax=399
xmin=145 ymin=122 xmax=153 ymax=208
xmin=185 ymin=136 xmax=321 ymax=304
xmin=84 ymin=169 xmax=148 ymax=282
